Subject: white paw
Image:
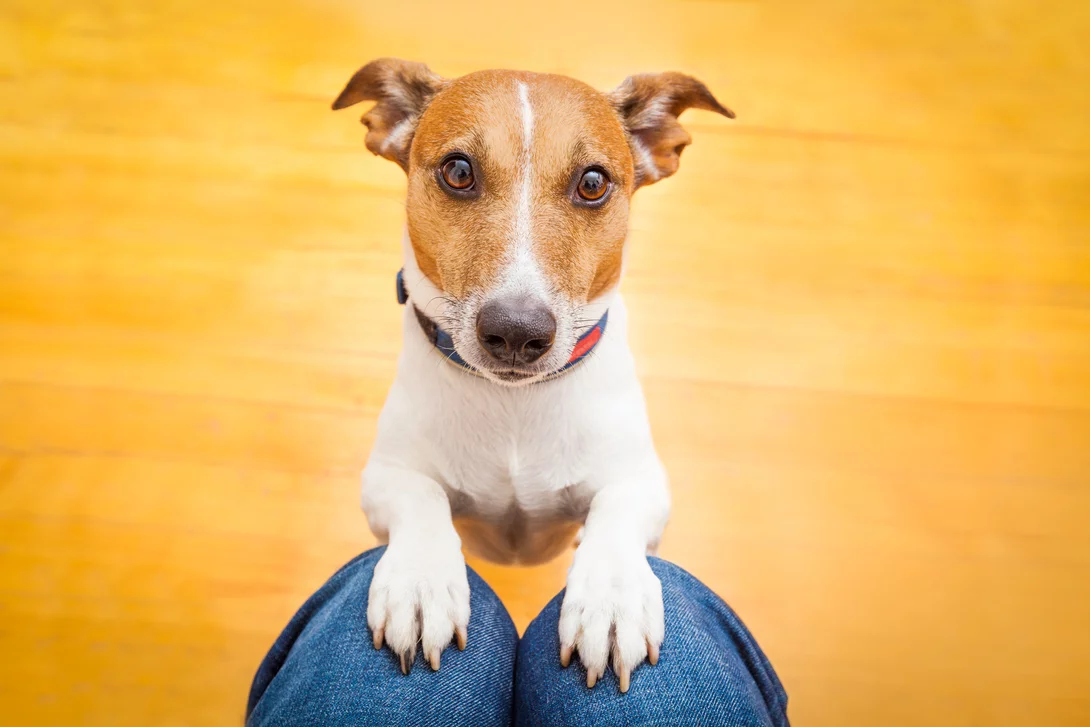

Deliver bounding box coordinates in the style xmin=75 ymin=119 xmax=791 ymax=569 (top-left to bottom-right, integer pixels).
xmin=367 ymin=542 xmax=470 ymax=673
xmin=558 ymin=539 xmax=665 ymax=692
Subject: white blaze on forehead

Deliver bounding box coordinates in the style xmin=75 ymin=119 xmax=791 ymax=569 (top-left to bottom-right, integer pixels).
xmin=514 ymin=81 xmax=534 ymax=260
xmin=518 ymin=81 xmax=534 ymax=141
xmin=502 ymin=80 xmax=547 ymax=299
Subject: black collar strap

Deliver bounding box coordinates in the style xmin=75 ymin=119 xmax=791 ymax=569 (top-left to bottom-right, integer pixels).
xmin=396 ymin=269 xmax=607 ymax=382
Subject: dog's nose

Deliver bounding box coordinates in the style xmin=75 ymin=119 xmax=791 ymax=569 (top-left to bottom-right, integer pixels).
xmin=476 ymin=299 xmax=556 ymax=365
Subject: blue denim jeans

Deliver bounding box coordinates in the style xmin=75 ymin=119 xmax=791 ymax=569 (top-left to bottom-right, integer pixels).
xmin=247 ymin=547 xmax=789 ymax=726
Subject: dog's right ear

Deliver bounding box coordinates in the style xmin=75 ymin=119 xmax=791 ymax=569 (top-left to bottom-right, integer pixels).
xmin=332 ymin=58 xmax=445 ymax=171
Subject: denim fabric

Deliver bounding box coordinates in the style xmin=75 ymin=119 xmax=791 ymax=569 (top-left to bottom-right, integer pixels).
xmin=247 ymin=547 xmax=789 ymax=726
xmin=514 ymin=559 xmax=789 ymax=726
xmin=246 ymin=548 xmax=518 ymax=726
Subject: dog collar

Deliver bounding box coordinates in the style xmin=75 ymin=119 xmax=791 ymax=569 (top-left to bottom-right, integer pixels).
xmin=396 ymin=269 xmax=607 ymax=382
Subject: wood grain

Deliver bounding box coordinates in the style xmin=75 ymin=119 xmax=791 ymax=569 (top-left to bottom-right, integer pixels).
xmin=2 ymin=1 xmax=1088 ymax=724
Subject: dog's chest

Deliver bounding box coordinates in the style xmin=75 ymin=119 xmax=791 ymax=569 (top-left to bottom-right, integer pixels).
xmin=427 ymin=391 xmax=595 ymax=563
xmin=450 ymin=438 xmax=585 ymax=510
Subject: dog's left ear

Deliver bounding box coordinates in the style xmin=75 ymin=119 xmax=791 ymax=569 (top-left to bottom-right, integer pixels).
xmin=608 ymin=72 xmax=734 ymax=189
xmin=332 ymin=58 xmax=445 ymax=171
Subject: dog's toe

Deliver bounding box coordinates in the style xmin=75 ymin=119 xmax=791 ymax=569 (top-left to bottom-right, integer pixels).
xmin=366 ymin=543 xmax=470 ymax=673
xmin=558 ymin=538 xmax=665 ymax=693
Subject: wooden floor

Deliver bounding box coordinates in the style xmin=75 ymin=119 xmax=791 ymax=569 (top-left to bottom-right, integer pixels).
xmin=2 ymin=1 xmax=1089 ymax=724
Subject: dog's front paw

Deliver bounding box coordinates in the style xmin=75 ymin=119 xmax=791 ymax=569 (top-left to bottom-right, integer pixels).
xmin=558 ymin=539 xmax=664 ymax=692
xmin=367 ymin=542 xmax=470 ymax=673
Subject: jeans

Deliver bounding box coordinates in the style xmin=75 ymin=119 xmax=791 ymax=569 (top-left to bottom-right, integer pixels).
xmin=247 ymin=547 xmax=789 ymax=726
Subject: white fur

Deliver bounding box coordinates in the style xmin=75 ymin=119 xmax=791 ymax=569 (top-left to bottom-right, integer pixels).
xmin=499 ymin=81 xmax=550 ymax=307
xmin=511 ymin=81 xmax=537 ymax=281
xmin=364 ymin=272 xmax=669 ymax=678
xmin=366 ymin=240 xmax=669 ymax=682
xmin=380 ymin=119 xmax=412 ymax=154
xmin=632 ymin=138 xmax=661 ymax=182
xmin=362 ymin=79 xmax=670 ymax=686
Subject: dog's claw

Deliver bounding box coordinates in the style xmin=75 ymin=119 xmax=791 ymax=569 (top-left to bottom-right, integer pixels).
xmin=400 ymin=651 xmax=413 ymax=675
xmin=586 ymin=670 xmax=598 ymax=689
xmin=428 ymin=649 xmax=440 ymax=671
xmin=648 ymin=639 xmax=659 ymax=666
xmin=372 ymin=627 xmax=384 ymax=650
xmin=559 ymin=645 xmax=572 ymax=668
xmin=619 ymin=669 xmax=630 ymax=694
xmin=456 ymin=626 xmax=467 ymax=651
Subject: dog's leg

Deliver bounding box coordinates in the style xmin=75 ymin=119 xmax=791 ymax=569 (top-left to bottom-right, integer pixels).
xmin=558 ymin=457 xmax=670 ymax=693
xmin=361 ymin=460 xmax=469 ymax=673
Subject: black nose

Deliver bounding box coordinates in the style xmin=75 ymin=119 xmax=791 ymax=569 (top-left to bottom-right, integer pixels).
xmin=476 ymin=299 xmax=556 ymax=365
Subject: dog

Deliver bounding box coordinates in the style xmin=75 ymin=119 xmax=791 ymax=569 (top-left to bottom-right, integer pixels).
xmin=333 ymin=58 xmax=733 ymax=692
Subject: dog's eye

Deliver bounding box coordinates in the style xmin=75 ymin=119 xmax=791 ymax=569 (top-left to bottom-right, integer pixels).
xmin=439 ymin=156 xmax=475 ymax=191
xmin=576 ymin=168 xmax=609 ymax=202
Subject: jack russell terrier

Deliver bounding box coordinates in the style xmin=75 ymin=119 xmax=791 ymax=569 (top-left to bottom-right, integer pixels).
xmin=333 ymin=58 xmax=733 ymax=692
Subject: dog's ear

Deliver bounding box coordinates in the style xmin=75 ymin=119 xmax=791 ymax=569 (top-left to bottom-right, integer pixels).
xmin=608 ymin=72 xmax=734 ymax=189
xmin=332 ymin=58 xmax=445 ymax=171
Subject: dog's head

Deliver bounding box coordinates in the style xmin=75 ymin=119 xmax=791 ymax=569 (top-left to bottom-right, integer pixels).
xmin=334 ymin=59 xmax=733 ymax=385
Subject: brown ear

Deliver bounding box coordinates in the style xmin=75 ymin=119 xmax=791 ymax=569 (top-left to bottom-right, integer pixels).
xmin=332 ymin=58 xmax=445 ymax=171
xmin=608 ymin=72 xmax=734 ymax=188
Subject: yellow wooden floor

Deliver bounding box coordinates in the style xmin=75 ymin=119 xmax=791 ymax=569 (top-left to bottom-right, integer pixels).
xmin=2 ymin=1 xmax=1089 ymax=724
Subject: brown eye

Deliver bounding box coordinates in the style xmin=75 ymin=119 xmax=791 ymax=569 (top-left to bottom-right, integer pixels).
xmin=577 ymin=168 xmax=609 ymax=202
xmin=439 ymin=156 xmax=474 ymax=191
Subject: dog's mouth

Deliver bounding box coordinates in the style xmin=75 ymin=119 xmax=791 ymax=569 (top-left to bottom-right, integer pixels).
xmin=490 ymin=369 xmax=538 ymax=383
